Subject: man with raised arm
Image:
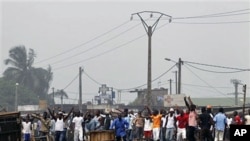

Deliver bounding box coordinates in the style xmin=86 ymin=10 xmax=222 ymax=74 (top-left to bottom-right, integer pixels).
xmin=48 ymin=107 xmax=74 ymax=141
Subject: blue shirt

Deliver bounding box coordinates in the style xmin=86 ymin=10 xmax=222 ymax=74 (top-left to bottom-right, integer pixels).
xmin=213 ymin=112 xmax=227 ymax=131
xmin=110 ymin=118 xmax=129 ymax=137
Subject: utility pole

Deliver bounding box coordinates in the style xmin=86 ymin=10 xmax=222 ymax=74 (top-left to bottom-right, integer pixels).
xmin=242 ymin=84 xmax=247 ymax=116
xmin=79 ymin=67 xmax=83 ymax=112
xmin=110 ymin=87 xmax=113 ymax=105
xmin=173 ymin=71 xmax=178 ymax=94
xmin=131 ymin=11 xmax=172 ymax=107
xmin=117 ymin=90 xmax=121 ymax=104
xmin=60 ymin=90 xmax=63 ymax=110
xmin=169 ymin=79 xmax=172 ymax=94
xmin=52 ymin=87 xmax=55 ymax=108
xmin=15 ymin=83 xmax=19 ymax=111
xmin=230 ymin=79 xmax=242 ymax=106
xmin=178 ymin=58 xmax=183 ymax=94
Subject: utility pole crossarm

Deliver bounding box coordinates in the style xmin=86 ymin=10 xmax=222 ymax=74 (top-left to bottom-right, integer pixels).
xmin=131 ymin=11 xmax=172 ymax=107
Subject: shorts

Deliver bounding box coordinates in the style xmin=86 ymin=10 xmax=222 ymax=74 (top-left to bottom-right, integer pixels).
xmin=144 ymin=130 xmax=152 ymax=138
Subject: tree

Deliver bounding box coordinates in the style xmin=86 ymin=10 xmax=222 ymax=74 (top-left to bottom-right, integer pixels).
xmin=0 ymin=78 xmax=39 ymax=111
xmin=4 ymin=46 xmax=36 ymax=89
xmin=3 ymin=45 xmax=53 ymax=100
xmin=53 ymin=89 xmax=68 ymax=110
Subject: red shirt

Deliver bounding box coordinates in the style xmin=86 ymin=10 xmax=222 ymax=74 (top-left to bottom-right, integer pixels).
xmin=234 ymin=115 xmax=242 ymax=125
xmin=176 ymin=115 xmax=188 ymax=128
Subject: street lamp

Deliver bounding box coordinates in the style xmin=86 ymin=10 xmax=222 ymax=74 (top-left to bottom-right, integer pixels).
xmin=165 ymin=58 xmax=183 ymax=94
xmin=15 ymin=83 xmax=19 ymax=111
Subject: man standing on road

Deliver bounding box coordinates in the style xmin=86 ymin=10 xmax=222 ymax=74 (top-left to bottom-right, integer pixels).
xmin=213 ymin=107 xmax=227 ymax=141
xmin=110 ymin=113 xmax=129 ymax=141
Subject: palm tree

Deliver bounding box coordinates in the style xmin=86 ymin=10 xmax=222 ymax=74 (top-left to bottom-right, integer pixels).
xmin=33 ymin=66 xmax=53 ymax=99
xmin=53 ymin=89 xmax=68 ymax=110
xmin=4 ymin=46 xmax=36 ymax=89
xmin=3 ymin=45 xmax=53 ymax=100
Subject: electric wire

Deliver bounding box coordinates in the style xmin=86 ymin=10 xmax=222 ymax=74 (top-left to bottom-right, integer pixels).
xmin=183 ymin=65 xmax=235 ymax=103
xmin=35 ymin=20 xmax=130 ymax=64
xmin=172 ymin=9 xmax=250 ymax=20
xmin=81 ymin=64 xmax=176 ymax=93
xmin=185 ymin=63 xmax=247 ymax=73
xmin=169 ymin=80 xmax=233 ymax=89
xmin=83 ymin=71 xmax=102 ymax=86
xmin=37 ymin=9 xmax=249 ymax=66
xmin=172 ymin=21 xmax=250 ymax=24
xmin=113 ymin=64 xmax=176 ymax=92
xmin=52 ymin=22 xmax=171 ymax=71
xmin=62 ymin=73 xmax=79 ymax=90
xmin=53 ymin=33 xmax=146 ymax=70
xmin=181 ymin=82 xmax=232 ymax=89
xmin=184 ymin=61 xmax=250 ymax=71
xmin=47 ymin=22 xmax=142 ymax=67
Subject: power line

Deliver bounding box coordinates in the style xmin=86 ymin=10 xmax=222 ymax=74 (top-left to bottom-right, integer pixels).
xmin=35 ymin=20 xmax=130 ymax=64
xmin=53 ymin=33 xmax=146 ymax=70
xmin=172 ymin=8 xmax=250 ymax=20
xmin=113 ymin=64 xmax=176 ymax=92
xmin=183 ymin=65 xmax=235 ymax=103
xmin=185 ymin=63 xmax=247 ymax=73
xmin=172 ymin=21 xmax=250 ymax=24
xmin=182 ymin=82 xmax=232 ymax=89
xmin=184 ymin=61 xmax=250 ymax=71
xmin=46 ymin=23 xmax=141 ymax=67
xmin=52 ymin=22 xmax=172 ymax=71
xmin=83 ymin=71 xmax=102 ymax=86
xmin=62 ymin=73 xmax=79 ymax=90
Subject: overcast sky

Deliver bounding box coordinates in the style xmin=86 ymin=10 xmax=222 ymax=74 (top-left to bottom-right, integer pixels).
xmin=1 ymin=0 xmax=249 ymax=105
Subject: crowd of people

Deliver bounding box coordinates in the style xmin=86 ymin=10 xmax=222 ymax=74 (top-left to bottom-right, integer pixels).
xmin=21 ymin=96 xmax=250 ymax=141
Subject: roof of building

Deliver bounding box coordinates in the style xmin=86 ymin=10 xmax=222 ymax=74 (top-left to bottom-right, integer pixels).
xmin=191 ymin=97 xmax=250 ymax=107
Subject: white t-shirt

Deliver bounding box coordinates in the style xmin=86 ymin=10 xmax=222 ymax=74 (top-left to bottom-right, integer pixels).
xmin=226 ymin=117 xmax=232 ymax=128
xmin=144 ymin=118 xmax=152 ymax=131
xmin=22 ymin=122 xmax=31 ymax=134
xmin=166 ymin=115 xmax=175 ymax=128
xmin=73 ymin=116 xmax=83 ymax=130
xmin=161 ymin=116 xmax=166 ymax=128
xmin=244 ymin=115 xmax=250 ymax=125
xmin=55 ymin=118 xmax=64 ymax=131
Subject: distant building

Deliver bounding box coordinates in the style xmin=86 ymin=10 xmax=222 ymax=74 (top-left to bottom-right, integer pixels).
xmin=130 ymin=88 xmax=168 ymax=106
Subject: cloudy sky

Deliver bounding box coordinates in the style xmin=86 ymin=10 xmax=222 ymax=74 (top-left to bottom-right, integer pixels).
xmin=1 ymin=0 xmax=249 ymax=105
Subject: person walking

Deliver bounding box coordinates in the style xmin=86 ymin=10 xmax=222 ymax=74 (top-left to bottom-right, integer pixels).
xmin=165 ymin=108 xmax=177 ymax=141
xmin=144 ymin=115 xmax=153 ymax=141
xmin=133 ymin=111 xmax=145 ymax=141
xmin=176 ymin=109 xmax=188 ymax=141
xmin=22 ymin=115 xmax=32 ymax=141
xmin=32 ymin=111 xmax=51 ymax=141
xmin=244 ymin=109 xmax=250 ymax=125
xmin=71 ymin=110 xmax=84 ymax=141
xmin=48 ymin=107 xmax=74 ymax=141
xmin=145 ymin=106 xmax=162 ymax=141
xmin=184 ymin=97 xmax=198 ymax=141
xmin=110 ymin=113 xmax=129 ymax=141
xmin=198 ymin=107 xmax=213 ymax=141
xmin=213 ymin=107 xmax=227 ymax=141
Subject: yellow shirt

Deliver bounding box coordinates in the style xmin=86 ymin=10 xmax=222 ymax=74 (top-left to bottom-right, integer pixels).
xmin=151 ymin=114 xmax=162 ymax=128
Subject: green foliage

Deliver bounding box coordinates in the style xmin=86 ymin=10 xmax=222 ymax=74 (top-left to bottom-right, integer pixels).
xmin=0 ymin=78 xmax=39 ymax=111
xmin=3 ymin=45 xmax=53 ymax=100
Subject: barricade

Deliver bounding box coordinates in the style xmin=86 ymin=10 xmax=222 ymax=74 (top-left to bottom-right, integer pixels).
xmin=0 ymin=112 xmax=22 ymax=141
xmin=89 ymin=130 xmax=115 ymax=141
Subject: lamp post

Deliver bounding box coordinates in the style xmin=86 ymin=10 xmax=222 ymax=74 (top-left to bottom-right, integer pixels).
xmin=131 ymin=11 xmax=172 ymax=107
xmin=15 ymin=83 xmax=19 ymax=111
xmin=165 ymin=58 xmax=183 ymax=94
xmin=172 ymin=71 xmax=178 ymax=94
